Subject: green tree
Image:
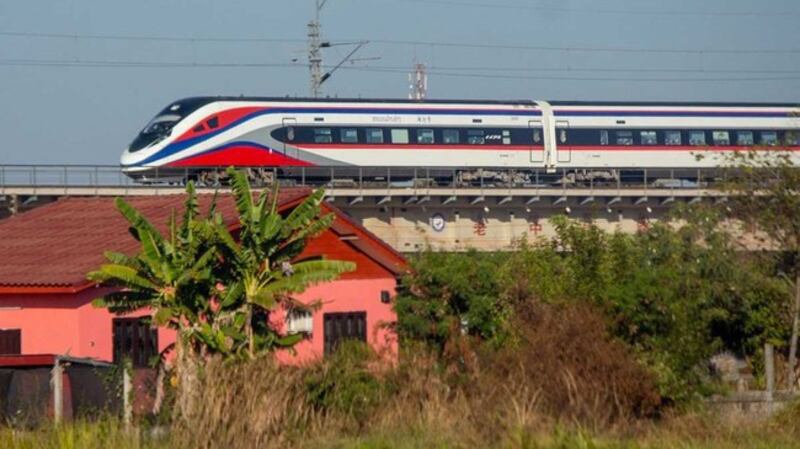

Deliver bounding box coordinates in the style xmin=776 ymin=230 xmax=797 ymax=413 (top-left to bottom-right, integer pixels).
xmin=211 ymin=167 xmax=356 ymax=358
xmin=88 ymin=182 xmax=220 ymax=357
xmin=724 ymin=149 xmax=800 ymax=390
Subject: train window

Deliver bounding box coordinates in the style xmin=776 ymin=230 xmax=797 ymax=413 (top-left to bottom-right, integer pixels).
xmin=467 ymin=130 xmax=485 ymax=145
xmin=193 ymin=124 xmax=205 ymax=133
xmin=443 ymin=129 xmax=460 ymax=144
xmin=391 ymin=129 xmax=410 ymax=144
xmin=558 ymin=129 xmax=567 ymax=143
xmin=417 ymin=129 xmax=435 ymax=144
xmin=640 ymin=131 xmax=658 ymax=145
xmin=615 ymin=131 xmax=633 ymax=146
xmin=600 ymin=130 xmax=609 ymax=145
xmin=761 ymin=131 xmax=778 ymax=146
xmin=366 ymin=128 xmax=384 ymax=144
xmin=340 ymin=128 xmax=358 ymax=144
xmin=689 ymin=131 xmax=706 ymax=146
xmin=712 ymin=131 xmax=730 ymax=146
xmin=736 ymin=131 xmax=754 ymax=146
xmin=665 ymin=131 xmax=682 ymax=146
xmin=532 ymin=129 xmax=542 ymax=144
xmin=286 ymin=127 xmax=295 ymax=142
xmin=786 ymin=131 xmax=800 ymax=145
xmin=314 ymin=128 xmax=333 ymax=144
xmin=207 ymin=116 xmax=220 ymax=129
xmin=502 ymin=130 xmax=511 ymax=145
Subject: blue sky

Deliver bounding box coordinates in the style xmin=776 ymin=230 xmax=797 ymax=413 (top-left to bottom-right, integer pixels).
xmin=1 ymin=0 xmax=799 ymax=164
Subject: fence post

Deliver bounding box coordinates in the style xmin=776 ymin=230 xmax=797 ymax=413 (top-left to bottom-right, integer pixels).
xmin=123 ymin=358 xmax=133 ymax=431
xmin=52 ymin=358 xmax=63 ymax=425
xmin=765 ymin=343 xmax=775 ymax=413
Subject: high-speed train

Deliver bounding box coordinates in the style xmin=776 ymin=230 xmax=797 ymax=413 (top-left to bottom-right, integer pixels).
xmin=121 ymin=97 xmax=800 ymax=180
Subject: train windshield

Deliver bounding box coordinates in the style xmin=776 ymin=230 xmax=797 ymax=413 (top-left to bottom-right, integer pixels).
xmin=128 ymin=98 xmax=214 ymax=153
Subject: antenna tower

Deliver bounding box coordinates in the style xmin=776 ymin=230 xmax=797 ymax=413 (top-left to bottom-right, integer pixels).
xmin=409 ymin=63 xmax=428 ymax=100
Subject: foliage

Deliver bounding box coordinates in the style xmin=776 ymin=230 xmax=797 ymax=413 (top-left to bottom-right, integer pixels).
xmin=89 ymin=169 xmax=355 ymax=360
xmin=722 ymin=148 xmax=800 ymax=389
xmin=304 ymin=341 xmax=387 ymax=426
xmin=88 ymin=182 xmax=219 ymax=356
xmin=394 ymin=249 xmax=511 ymax=349
xmin=396 ymin=210 xmax=790 ymax=402
xmin=210 ymin=167 xmax=355 ymax=358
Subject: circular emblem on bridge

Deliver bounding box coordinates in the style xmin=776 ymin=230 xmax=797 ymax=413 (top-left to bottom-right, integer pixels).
xmin=430 ymin=213 xmax=446 ymax=232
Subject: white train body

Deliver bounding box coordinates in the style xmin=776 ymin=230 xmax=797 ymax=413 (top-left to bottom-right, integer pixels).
xmin=121 ymin=97 xmax=800 ymax=177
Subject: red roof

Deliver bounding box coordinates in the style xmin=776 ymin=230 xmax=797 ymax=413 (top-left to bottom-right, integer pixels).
xmin=0 ymin=189 xmax=406 ymax=293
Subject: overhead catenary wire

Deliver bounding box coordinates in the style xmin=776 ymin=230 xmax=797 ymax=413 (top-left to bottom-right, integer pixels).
xmin=2 ymin=57 xmax=799 ymax=82
xmin=3 ymin=30 xmax=800 ymax=55
xmin=375 ymin=0 xmax=800 ymax=17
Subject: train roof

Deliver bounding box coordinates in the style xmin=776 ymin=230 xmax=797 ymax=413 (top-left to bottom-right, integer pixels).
xmin=172 ymin=96 xmax=800 ymax=109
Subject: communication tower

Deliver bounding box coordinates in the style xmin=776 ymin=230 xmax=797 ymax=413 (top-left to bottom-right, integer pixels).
xmin=409 ymin=63 xmax=428 ymax=100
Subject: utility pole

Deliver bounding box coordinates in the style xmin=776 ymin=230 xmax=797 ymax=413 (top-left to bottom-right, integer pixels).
xmin=308 ymin=0 xmax=327 ymax=98
xmin=409 ymin=62 xmax=428 ymax=101
xmin=307 ymin=0 xmax=370 ymax=97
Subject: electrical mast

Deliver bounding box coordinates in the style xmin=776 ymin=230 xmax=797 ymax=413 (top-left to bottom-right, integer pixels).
xmin=308 ymin=0 xmax=328 ymax=98
xmin=409 ymin=62 xmax=428 ymax=100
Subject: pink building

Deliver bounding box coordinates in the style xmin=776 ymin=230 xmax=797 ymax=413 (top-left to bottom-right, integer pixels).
xmin=0 ymin=189 xmax=406 ymax=366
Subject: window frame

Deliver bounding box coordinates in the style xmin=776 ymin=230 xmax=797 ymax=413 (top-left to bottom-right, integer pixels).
xmin=112 ymin=317 xmax=158 ymax=368
xmin=736 ymin=131 xmax=754 ymax=146
xmin=688 ymin=130 xmax=707 ymax=146
xmin=615 ymin=130 xmax=634 ymax=146
xmin=664 ymin=130 xmax=682 ymax=146
xmin=640 ymin=131 xmax=658 ymax=146
xmin=313 ymin=128 xmax=333 ymax=144
xmin=466 ymin=129 xmax=486 ymax=145
xmin=712 ymin=131 xmax=731 ymax=146
xmin=340 ymin=128 xmax=359 ymax=144
xmin=390 ymin=128 xmax=410 ymax=144
xmin=417 ymin=128 xmax=435 ymax=144
xmin=365 ymin=128 xmax=384 ymax=144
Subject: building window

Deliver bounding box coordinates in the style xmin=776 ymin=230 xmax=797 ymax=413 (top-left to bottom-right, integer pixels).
xmin=340 ymin=128 xmax=358 ymax=144
xmin=665 ymin=130 xmax=682 ymax=146
xmin=113 ymin=318 xmax=158 ymax=368
xmin=689 ymin=131 xmax=706 ymax=146
xmin=761 ymin=131 xmax=778 ymax=146
xmin=443 ymin=129 xmax=460 ymax=144
xmin=313 ymin=128 xmax=333 ymax=144
xmin=417 ymin=129 xmax=435 ymax=144
xmin=736 ymin=131 xmax=754 ymax=146
xmin=467 ymin=129 xmax=485 ymax=145
xmin=391 ymin=129 xmax=410 ymax=144
xmin=640 ymin=131 xmax=658 ymax=145
xmin=616 ymin=131 xmax=633 ymax=146
xmin=287 ymin=309 xmax=313 ymax=335
xmin=0 ymin=329 xmax=21 ymax=355
xmin=366 ymin=128 xmax=384 ymax=144
xmin=323 ymin=312 xmax=367 ymax=356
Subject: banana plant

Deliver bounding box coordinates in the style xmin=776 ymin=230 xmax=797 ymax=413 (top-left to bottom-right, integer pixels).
xmin=88 ymin=182 xmax=226 ymax=357
xmin=212 ymin=167 xmax=356 ymax=358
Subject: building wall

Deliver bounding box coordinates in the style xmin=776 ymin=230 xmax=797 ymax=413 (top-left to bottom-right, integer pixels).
xmin=0 ymin=279 xmax=397 ymax=364
xmin=0 ymin=288 xmax=175 ymax=361
xmin=276 ymin=278 xmax=398 ymax=365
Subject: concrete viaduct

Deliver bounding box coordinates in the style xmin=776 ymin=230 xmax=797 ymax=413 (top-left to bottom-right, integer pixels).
xmin=0 ymin=165 xmax=732 ymax=252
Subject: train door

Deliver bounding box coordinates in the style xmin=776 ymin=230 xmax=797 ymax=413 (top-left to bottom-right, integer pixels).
xmin=529 ymin=120 xmax=544 ymax=164
xmin=281 ymin=118 xmax=297 ymax=157
xmin=556 ymin=120 xmax=571 ymax=163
